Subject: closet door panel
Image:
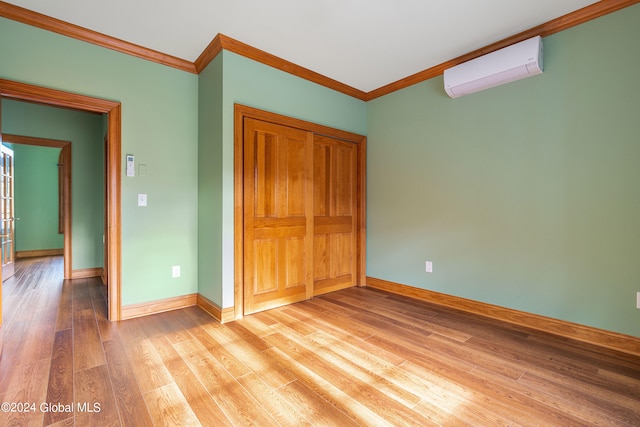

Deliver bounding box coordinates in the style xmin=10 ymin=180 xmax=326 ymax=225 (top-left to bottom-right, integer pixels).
xmin=313 ymin=135 xmax=357 ymax=296
xmin=244 ymin=118 xmax=313 ymax=315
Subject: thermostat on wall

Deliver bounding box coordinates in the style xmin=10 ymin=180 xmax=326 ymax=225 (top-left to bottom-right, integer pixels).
xmin=126 ymin=154 xmax=135 ymax=177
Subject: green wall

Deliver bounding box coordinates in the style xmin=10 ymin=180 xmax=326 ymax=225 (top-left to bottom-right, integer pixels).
xmin=3 ymin=4 xmax=639 ymax=337
xmin=9 ymin=143 xmax=63 ymax=252
xmin=198 ymin=54 xmax=224 ymax=304
xmin=197 ymin=50 xmax=367 ymax=308
xmin=0 ymin=17 xmax=199 ymax=305
xmin=220 ymin=51 xmax=367 ymax=307
xmin=366 ymin=4 xmax=640 ymax=337
xmin=2 ymin=100 xmax=104 ymax=268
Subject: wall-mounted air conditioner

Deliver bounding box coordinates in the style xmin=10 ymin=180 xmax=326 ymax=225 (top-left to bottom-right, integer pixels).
xmin=444 ymin=36 xmax=543 ymax=98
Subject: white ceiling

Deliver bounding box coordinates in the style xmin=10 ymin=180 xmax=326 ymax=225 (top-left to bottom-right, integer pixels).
xmin=5 ymin=0 xmax=598 ymax=92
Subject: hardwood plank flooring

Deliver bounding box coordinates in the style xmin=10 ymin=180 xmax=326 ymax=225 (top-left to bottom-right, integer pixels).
xmin=1 ymin=256 xmax=639 ymax=426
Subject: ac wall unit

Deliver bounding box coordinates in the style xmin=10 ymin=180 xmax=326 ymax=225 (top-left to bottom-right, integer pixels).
xmin=444 ymin=36 xmax=543 ymax=98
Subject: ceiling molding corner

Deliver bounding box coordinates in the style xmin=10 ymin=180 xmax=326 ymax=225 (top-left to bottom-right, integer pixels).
xmin=194 ymin=33 xmax=223 ymax=73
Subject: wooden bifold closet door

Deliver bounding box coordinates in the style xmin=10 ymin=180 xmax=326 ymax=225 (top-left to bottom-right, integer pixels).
xmin=243 ymin=118 xmax=314 ymax=315
xmin=243 ymin=117 xmax=359 ymax=315
xmin=313 ymin=135 xmax=357 ymax=296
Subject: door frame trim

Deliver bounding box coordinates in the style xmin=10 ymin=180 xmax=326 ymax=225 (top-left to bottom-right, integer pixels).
xmin=1 ymin=134 xmax=72 ymax=279
xmin=234 ymin=104 xmax=367 ymax=320
xmin=0 ymin=78 xmax=122 ymax=321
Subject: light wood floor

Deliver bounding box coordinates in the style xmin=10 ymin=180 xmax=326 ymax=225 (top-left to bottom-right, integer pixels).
xmin=1 ymin=256 xmax=639 ymax=426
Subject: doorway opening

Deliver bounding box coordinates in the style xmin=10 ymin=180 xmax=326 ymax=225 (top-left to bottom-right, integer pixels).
xmin=2 ymin=134 xmax=71 ymax=279
xmin=0 ymin=78 xmax=122 ymax=321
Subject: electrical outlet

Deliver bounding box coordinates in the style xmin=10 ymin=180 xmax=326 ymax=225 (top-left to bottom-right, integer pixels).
xmin=172 ymin=265 xmax=181 ymax=278
xmin=425 ymin=261 xmax=433 ymax=273
xmin=137 ymin=193 xmax=147 ymax=207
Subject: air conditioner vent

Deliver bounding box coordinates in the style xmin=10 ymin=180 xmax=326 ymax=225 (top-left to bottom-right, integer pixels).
xmin=444 ymin=36 xmax=543 ymax=98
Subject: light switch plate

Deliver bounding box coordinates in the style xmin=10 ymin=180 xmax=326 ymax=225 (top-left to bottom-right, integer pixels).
xmin=138 ymin=193 xmax=147 ymax=207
